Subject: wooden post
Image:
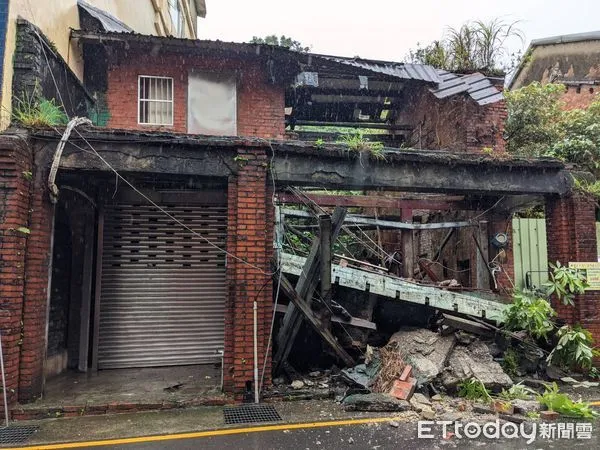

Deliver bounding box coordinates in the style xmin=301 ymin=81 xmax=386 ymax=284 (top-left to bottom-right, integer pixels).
xmin=273 ymin=208 xmax=347 ymax=372
xmin=319 ymin=215 xmax=332 ymax=325
xmin=279 ymin=275 xmax=354 ymax=366
xmin=476 ymin=221 xmax=491 ymax=289
xmin=401 ymin=209 xmax=414 ymax=278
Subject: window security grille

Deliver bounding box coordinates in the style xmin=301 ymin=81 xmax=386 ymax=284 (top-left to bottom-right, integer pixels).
xmin=138 ymin=76 xmax=174 ymax=126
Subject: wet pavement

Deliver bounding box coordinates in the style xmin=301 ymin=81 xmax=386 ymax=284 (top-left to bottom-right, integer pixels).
xmin=62 ymin=419 xmax=600 ymax=450
xmin=38 ymin=365 xmax=222 ymax=407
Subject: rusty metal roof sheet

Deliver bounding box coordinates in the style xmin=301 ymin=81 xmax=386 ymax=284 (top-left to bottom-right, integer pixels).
xmin=431 ymin=70 xmax=504 ymax=105
xmin=316 ymin=56 xmax=442 ymax=83
xmin=77 ymin=0 xmax=133 ymax=33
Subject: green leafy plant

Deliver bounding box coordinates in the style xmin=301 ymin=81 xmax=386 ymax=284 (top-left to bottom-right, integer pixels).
xmin=500 ymin=347 xmax=520 ymax=377
xmin=545 ymin=261 xmax=588 ymax=306
xmin=547 ymin=324 xmax=599 ymax=370
xmin=537 ymin=382 xmax=599 ymax=418
xmin=525 ymin=411 xmax=540 ymax=419
xmin=589 ymin=367 xmax=600 ymax=380
xmin=315 ymin=138 xmax=325 ymax=149
xmin=21 ymin=171 xmax=33 ymax=181
xmin=13 ymin=90 xmax=67 ymax=127
xmin=499 ymin=382 xmax=536 ymax=400
xmin=457 ymin=378 xmax=492 ymax=401
xmin=503 ymin=291 xmax=556 ymax=339
xmin=336 ymin=130 xmax=385 ymax=159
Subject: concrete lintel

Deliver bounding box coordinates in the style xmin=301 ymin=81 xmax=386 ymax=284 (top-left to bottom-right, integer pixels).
xmin=272 ymin=152 xmax=572 ymax=195
xmin=56 ymin=141 xmax=237 ymax=178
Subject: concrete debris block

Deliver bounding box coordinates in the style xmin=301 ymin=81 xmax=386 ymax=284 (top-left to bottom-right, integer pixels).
xmin=518 ymin=344 xmax=545 ymax=374
xmin=388 ymin=329 xmax=456 ymax=386
xmin=472 ymin=405 xmax=495 ymax=415
xmin=290 ymin=380 xmax=305 ymax=390
xmin=455 ymin=331 xmax=475 ymax=346
xmin=440 ymin=340 xmax=513 ymax=392
xmin=511 ymin=399 xmax=540 ymax=415
xmin=431 ymin=394 xmax=443 ymax=401
xmin=500 ymin=414 xmax=524 ymax=424
xmin=545 ymin=364 xmax=568 ymax=381
xmin=389 ymin=378 xmax=417 ymax=401
xmin=420 ymin=405 xmax=436 ymax=419
xmin=273 ymin=377 xmax=285 ymax=386
xmin=342 ymin=393 xmax=412 ymax=412
xmin=411 ymin=393 xmax=432 ymax=406
xmin=540 ymin=410 xmax=559 ymax=421
xmin=303 ymin=379 xmax=314 ymax=387
xmin=308 ymin=371 xmax=321 ymax=378
xmin=388 ymin=420 xmax=400 ymax=428
xmin=438 ymin=412 xmax=463 ymax=423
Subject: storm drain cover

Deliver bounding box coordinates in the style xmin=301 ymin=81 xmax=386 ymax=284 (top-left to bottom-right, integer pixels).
xmin=223 ymin=404 xmax=282 ymax=424
xmin=0 ymin=425 xmax=38 ymax=445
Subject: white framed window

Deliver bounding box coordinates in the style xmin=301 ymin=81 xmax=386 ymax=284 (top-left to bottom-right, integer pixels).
xmin=138 ymin=76 xmax=174 ymax=126
xmin=168 ymin=0 xmax=184 ymax=37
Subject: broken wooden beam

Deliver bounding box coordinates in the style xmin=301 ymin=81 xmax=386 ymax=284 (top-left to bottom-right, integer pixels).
xmin=274 ymin=207 xmax=347 ymax=373
xmin=281 ymin=252 xmax=508 ymax=322
xmin=274 ymin=304 xmax=377 ymax=330
xmin=278 ymin=275 xmax=355 ymax=367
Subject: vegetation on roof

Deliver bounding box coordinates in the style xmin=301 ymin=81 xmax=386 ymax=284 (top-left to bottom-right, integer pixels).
xmin=405 ymin=18 xmax=524 ymax=76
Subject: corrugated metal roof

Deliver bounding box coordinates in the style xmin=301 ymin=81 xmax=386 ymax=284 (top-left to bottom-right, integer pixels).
xmin=77 ymin=0 xmax=133 ymax=33
xmin=316 ymin=56 xmax=442 ymax=83
xmin=431 ymin=70 xmax=503 ymax=105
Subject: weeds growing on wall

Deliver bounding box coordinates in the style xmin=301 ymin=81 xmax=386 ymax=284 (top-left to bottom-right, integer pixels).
xmin=13 ymin=90 xmax=67 ymax=127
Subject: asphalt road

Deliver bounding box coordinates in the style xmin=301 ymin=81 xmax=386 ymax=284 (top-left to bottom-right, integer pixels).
xmin=45 ymin=419 xmax=599 ymax=450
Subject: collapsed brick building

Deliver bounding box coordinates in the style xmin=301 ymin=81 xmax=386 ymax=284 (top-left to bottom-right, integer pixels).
xmin=0 ymin=13 xmax=598 ymax=418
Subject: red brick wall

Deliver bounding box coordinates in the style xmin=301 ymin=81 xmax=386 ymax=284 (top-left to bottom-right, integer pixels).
xmin=0 ymin=136 xmax=32 ymax=413
xmin=546 ymin=194 xmax=600 ymax=346
xmin=106 ymin=53 xmax=285 ymax=139
xmin=399 ymin=83 xmax=506 ymax=153
xmin=561 ymin=86 xmax=598 ymax=110
xmin=466 ymin=100 xmax=507 ymax=153
xmin=0 ymin=135 xmax=54 ymax=411
xmin=224 ymin=148 xmax=273 ymax=396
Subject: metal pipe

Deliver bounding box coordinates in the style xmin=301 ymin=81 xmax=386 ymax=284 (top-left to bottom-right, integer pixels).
xmin=253 ymin=301 xmax=259 ymax=404
xmin=0 ymin=330 xmax=9 ymax=427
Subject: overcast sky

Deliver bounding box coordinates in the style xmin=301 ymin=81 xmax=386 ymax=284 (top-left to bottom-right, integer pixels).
xmin=197 ymin=0 xmax=600 ymax=62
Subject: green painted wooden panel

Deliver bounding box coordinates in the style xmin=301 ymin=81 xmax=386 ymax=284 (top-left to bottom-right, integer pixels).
xmin=512 ymin=218 xmax=549 ymax=290
xmin=597 ymin=223 xmax=600 ymax=257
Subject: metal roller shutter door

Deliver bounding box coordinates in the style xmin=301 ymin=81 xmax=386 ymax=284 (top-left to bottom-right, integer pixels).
xmin=98 ymin=203 xmax=227 ymax=368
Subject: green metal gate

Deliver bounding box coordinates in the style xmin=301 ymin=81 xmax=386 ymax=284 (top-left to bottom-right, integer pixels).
xmin=512 ymin=218 xmax=549 ymax=291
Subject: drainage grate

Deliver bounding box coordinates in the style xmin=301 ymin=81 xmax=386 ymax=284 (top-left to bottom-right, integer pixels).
xmin=0 ymin=425 xmax=38 ymax=445
xmin=223 ymin=404 xmax=282 ymax=425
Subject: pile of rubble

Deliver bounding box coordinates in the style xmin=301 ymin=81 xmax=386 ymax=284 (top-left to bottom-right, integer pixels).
xmin=338 ymin=328 xmax=513 ymax=413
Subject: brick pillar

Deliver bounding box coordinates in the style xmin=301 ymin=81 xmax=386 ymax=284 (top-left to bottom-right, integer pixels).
xmin=0 ymin=136 xmax=33 ymax=414
xmin=546 ymin=194 xmax=600 ymax=342
xmin=224 ymin=148 xmax=273 ymax=396
xmin=18 ymin=176 xmax=54 ymax=402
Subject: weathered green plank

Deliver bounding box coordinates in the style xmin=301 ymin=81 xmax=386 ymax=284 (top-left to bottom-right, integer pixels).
xmin=282 ymin=253 xmax=507 ymax=323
